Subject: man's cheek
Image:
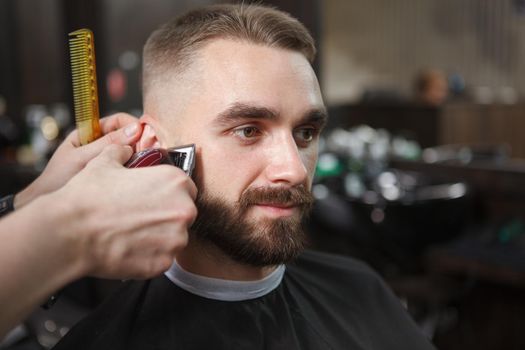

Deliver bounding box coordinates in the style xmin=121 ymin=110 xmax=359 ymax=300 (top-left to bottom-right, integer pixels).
xmin=302 ymin=153 xmax=318 ymax=179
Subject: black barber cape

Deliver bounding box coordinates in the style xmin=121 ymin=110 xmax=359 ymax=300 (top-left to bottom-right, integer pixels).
xmin=52 ymin=250 xmax=435 ymax=350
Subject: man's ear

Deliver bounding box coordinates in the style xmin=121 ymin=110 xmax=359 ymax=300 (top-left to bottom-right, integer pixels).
xmin=137 ymin=114 xmax=162 ymax=151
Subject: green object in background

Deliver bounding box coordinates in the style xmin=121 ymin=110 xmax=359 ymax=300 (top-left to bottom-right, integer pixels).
xmin=498 ymin=219 xmax=524 ymax=244
xmin=315 ymin=153 xmax=344 ymax=178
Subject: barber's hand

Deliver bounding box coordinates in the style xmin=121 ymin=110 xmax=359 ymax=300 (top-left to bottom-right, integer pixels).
xmin=52 ymin=144 xmax=198 ymax=279
xmin=15 ymin=113 xmax=143 ymax=209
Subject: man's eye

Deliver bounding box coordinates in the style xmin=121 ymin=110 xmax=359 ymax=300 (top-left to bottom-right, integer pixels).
xmin=233 ymin=126 xmax=261 ymax=139
xmin=294 ymin=128 xmax=315 ymax=143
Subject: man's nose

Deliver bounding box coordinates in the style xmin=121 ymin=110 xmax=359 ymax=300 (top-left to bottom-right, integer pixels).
xmin=264 ymin=134 xmax=308 ymax=186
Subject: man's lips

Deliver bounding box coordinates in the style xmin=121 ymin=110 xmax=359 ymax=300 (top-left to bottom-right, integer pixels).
xmin=250 ymin=202 xmax=301 ymax=217
xmin=255 ymin=202 xmax=297 ymax=209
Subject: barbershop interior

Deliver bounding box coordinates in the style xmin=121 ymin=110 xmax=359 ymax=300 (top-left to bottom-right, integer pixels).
xmin=1 ymin=0 xmax=525 ymax=349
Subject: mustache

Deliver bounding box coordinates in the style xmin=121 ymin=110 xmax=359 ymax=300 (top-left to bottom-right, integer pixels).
xmin=238 ymin=185 xmax=314 ymax=210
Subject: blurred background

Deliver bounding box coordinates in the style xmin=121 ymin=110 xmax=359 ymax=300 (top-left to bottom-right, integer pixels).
xmin=1 ymin=0 xmax=525 ymax=349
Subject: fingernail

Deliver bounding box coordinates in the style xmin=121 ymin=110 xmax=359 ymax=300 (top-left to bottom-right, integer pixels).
xmin=124 ymin=123 xmax=138 ymax=137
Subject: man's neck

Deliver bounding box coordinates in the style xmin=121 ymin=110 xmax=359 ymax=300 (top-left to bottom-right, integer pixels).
xmin=175 ymin=239 xmax=277 ymax=281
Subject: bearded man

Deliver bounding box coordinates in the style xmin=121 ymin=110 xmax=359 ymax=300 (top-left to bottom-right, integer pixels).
xmin=52 ymin=4 xmax=435 ymax=350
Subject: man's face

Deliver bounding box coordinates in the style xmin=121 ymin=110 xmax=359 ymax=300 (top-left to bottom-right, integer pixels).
xmin=149 ymin=39 xmax=326 ymax=266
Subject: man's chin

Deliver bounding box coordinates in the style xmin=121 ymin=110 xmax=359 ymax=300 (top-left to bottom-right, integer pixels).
xmin=191 ymin=191 xmax=311 ymax=267
xmin=192 ymin=218 xmax=307 ymax=267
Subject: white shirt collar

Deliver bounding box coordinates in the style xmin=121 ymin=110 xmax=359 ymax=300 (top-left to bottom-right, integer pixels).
xmin=164 ymin=260 xmax=285 ymax=302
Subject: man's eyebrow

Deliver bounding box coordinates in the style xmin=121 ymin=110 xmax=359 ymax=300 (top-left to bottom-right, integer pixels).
xmin=213 ymin=102 xmax=328 ymax=129
xmin=214 ymin=103 xmax=278 ymax=126
xmin=300 ymin=108 xmax=328 ymax=129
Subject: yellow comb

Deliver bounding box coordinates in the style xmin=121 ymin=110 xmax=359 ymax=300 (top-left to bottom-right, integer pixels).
xmin=68 ymin=28 xmax=102 ymax=145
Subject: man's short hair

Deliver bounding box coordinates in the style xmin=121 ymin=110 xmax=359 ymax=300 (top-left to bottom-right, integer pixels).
xmin=142 ymin=3 xmax=316 ymax=95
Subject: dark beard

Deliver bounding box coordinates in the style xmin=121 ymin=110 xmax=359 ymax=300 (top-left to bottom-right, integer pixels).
xmin=189 ymin=185 xmax=314 ymax=267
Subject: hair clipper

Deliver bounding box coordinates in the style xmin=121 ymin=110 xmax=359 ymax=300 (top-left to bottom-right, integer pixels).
xmin=125 ymin=144 xmax=196 ymax=176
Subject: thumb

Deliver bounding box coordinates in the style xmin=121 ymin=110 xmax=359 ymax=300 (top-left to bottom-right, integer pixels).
xmin=76 ymin=122 xmax=142 ymax=165
xmin=95 ymin=144 xmax=134 ymax=166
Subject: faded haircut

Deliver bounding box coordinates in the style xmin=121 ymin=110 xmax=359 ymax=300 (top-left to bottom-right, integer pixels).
xmin=142 ymin=3 xmax=316 ymax=95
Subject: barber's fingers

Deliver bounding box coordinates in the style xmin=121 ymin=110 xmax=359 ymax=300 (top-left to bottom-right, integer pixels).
xmin=64 ymin=113 xmax=141 ymax=148
xmin=73 ymin=122 xmax=142 ymax=164
xmin=94 ymin=144 xmax=134 ymax=166
xmin=184 ymin=172 xmax=198 ymax=201
xmin=99 ymin=113 xmax=140 ymax=134
xmin=63 ymin=128 xmax=81 ymax=145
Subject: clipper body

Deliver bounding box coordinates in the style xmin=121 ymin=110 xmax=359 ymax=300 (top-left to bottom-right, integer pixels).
xmin=125 ymin=144 xmax=196 ymax=177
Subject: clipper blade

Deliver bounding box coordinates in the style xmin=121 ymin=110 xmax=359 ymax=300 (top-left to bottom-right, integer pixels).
xmin=69 ymin=28 xmax=101 ymax=145
xmin=168 ymin=144 xmax=196 ymax=177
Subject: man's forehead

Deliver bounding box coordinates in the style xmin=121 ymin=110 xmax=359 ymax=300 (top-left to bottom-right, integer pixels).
xmin=152 ymin=38 xmax=324 ymax=134
xmin=159 ymin=39 xmax=320 ymax=98
xmin=196 ymin=41 xmax=322 ymax=107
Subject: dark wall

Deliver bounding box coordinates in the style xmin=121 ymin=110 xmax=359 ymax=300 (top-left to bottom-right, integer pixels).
xmin=0 ymin=0 xmax=68 ymax=137
xmin=0 ymin=0 xmax=21 ymax=129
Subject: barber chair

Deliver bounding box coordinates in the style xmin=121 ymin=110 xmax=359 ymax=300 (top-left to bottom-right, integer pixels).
xmin=310 ymin=167 xmax=472 ymax=275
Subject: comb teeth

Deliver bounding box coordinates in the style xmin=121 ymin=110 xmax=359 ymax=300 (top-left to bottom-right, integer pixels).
xmin=69 ymin=28 xmax=101 ymax=145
